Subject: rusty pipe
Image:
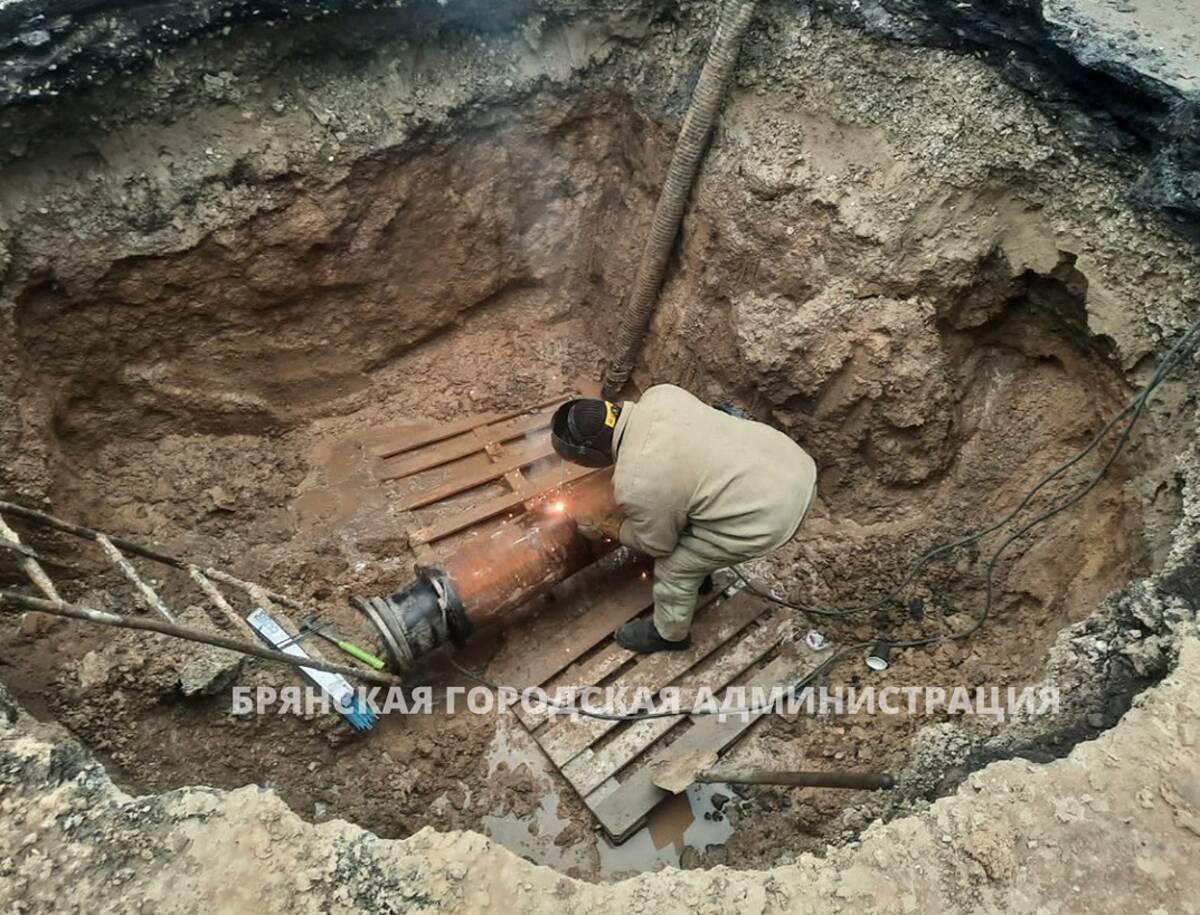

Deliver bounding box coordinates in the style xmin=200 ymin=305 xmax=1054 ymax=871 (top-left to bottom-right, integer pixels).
xmin=355 ymin=470 xmax=621 ymax=669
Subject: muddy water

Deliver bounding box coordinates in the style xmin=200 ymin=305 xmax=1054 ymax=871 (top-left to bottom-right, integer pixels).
xmin=483 ymin=781 xmax=736 ymax=877
xmin=480 ymin=719 xmax=735 ymax=877
xmin=595 ymin=782 xmax=735 ymax=874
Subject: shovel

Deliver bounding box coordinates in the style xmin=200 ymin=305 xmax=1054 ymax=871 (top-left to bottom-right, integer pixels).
xmin=651 ymin=749 xmax=895 ymax=794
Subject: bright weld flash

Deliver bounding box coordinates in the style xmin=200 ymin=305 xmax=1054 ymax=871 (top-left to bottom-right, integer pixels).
xmin=550 ymin=500 xmax=567 ymax=513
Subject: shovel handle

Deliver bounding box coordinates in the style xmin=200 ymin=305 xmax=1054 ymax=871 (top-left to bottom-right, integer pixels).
xmin=696 ymin=768 xmax=895 ymax=790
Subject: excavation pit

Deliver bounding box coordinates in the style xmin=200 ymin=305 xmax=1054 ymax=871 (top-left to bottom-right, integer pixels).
xmin=1 ymin=0 xmax=1197 ymax=887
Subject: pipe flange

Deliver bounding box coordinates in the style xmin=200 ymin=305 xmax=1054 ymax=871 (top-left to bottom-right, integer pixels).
xmin=352 ymin=594 xmax=414 ymax=670
xmin=416 ymin=564 xmax=471 ymax=645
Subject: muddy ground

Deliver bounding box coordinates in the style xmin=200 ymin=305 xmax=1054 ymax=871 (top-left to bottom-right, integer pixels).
xmin=1 ymin=0 xmax=1199 ymax=889
xmin=2 ymin=634 xmax=1199 ymax=912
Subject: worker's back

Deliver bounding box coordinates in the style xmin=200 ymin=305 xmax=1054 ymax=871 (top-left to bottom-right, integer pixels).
xmin=611 ymin=384 xmax=817 ymax=557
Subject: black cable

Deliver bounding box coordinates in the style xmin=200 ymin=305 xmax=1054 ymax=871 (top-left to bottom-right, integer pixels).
xmin=734 ymin=316 xmax=1200 ymax=618
xmin=446 ymin=315 xmax=1200 ymax=721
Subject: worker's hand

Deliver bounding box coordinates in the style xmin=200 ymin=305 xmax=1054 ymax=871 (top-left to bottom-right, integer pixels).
xmin=577 ymin=510 xmax=623 ymax=542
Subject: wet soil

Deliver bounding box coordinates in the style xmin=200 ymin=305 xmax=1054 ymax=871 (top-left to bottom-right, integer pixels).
xmin=0 ymin=6 xmax=1194 ymax=880
xmin=0 ymin=256 xmax=1162 ymax=878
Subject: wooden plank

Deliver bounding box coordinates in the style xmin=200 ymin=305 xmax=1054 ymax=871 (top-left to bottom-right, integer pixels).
xmin=357 ymin=420 xmax=431 ymax=450
xmin=490 ymin=564 xmax=652 ymax=691
xmin=371 ymin=394 xmax=568 ymax=459
xmin=561 ymin=615 xmax=788 ymax=796
xmin=535 ymin=594 xmax=768 ymax=768
xmin=391 ymin=436 xmax=556 ymax=505
xmin=518 ymin=642 xmax=634 ymax=730
xmin=587 ymin=647 xmax=823 ymax=842
xmin=518 ymin=586 xmax=728 ymax=730
xmin=377 ymin=409 xmax=555 ymax=480
xmin=409 ymin=463 xmax=597 ymax=546
xmin=372 ymin=411 xmax=505 ymax=460
xmin=588 ymin=777 xmax=622 ymax=805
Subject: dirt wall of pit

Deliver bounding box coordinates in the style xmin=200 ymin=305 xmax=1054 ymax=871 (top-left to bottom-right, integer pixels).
xmin=2 ymin=0 xmax=1198 ymax=497
xmin=1 ymin=0 xmax=1199 ymax=901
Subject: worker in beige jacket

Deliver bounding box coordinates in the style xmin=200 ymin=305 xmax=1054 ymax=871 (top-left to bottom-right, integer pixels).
xmin=551 ymin=384 xmax=817 ymax=654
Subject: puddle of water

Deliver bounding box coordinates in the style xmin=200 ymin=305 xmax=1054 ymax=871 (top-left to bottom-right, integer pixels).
xmin=482 ymin=791 xmax=590 ymax=872
xmin=480 ymin=718 xmax=596 ymax=872
xmin=479 ymin=719 xmax=737 ymax=877
xmin=595 ymin=782 xmax=735 ymax=875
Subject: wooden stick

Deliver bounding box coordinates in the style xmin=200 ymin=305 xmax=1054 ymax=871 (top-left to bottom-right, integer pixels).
xmin=96 ymin=533 xmax=176 ymax=622
xmin=0 ymin=515 xmax=61 ymax=602
xmin=0 ymin=591 xmax=401 ymax=686
xmin=0 ymin=501 xmax=185 ymax=569
xmin=187 ymin=566 xmax=256 ymax=637
xmin=203 ymin=567 xmax=307 ymax=612
xmin=0 ymin=502 xmax=309 ymax=613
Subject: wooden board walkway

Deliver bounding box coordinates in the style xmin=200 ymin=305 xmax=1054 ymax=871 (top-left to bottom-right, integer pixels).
xmin=375 ymin=393 xmax=603 ymax=558
xmin=362 ymin=399 xmax=811 ymax=841
xmin=590 ymin=646 xmax=820 ymax=841
xmin=496 ymin=583 xmax=811 ymax=843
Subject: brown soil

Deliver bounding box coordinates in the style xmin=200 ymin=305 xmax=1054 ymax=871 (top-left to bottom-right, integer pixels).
xmin=0 ymin=148 xmax=1157 ymax=879
xmin=0 ymin=7 xmax=1193 ymax=880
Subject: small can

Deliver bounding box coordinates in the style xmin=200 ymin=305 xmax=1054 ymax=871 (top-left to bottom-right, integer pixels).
xmin=805 ymin=629 xmax=829 ymax=652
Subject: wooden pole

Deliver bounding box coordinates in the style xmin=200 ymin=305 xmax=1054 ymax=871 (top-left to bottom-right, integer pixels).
xmin=0 ymin=591 xmax=401 ymax=687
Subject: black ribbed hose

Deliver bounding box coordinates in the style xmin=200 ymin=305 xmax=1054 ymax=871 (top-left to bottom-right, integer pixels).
xmin=601 ymin=0 xmax=758 ymax=400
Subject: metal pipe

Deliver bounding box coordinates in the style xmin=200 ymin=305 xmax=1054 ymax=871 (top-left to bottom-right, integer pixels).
xmin=356 ymin=470 xmax=622 ymax=670
xmin=696 ymin=768 xmax=896 ymax=790
xmin=601 ymin=0 xmax=758 ymax=399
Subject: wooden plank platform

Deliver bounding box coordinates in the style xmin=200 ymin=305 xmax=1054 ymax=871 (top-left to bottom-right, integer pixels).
xmin=560 ymin=615 xmax=791 ymax=797
xmin=379 ymin=407 xmax=556 ymax=480
xmin=590 ymin=645 xmax=821 ymax=842
xmin=535 ymin=594 xmax=767 ymax=767
xmin=380 ymin=396 xmax=589 ymax=554
xmin=488 ymin=562 xmax=653 ymax=692
xmin=370 ymin=393 xmax=566 ymax=460
xmin=494 ymin=581 xmax=803 ymax=844
xmin=388 ymin=435 xmax=556 ymax=495
xmin=353 ymin=399 xmax=803 ymax=843
xmin=409 ymin=461 xmax=596 ymax=546
xmin=514 ymin=584 xmax=729 ymax=731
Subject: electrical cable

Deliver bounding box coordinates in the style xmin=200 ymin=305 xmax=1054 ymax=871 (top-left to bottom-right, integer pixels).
xmin=731 ymin=314 xmax=1200 ymax=619
xmin=446 ymin=315 xmax=1200 ymax=721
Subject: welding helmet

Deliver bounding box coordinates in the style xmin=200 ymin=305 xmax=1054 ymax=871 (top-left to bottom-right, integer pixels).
xmin=551 ymin=399 xmax=619 ymax=467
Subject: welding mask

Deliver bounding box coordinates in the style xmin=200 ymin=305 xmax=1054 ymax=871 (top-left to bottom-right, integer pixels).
xmin=551 ymin=399 xmax=618 ymax=467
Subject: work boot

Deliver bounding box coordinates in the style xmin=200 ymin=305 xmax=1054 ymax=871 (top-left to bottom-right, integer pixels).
xmin=614 ymin=618 xmax=692 ymax=654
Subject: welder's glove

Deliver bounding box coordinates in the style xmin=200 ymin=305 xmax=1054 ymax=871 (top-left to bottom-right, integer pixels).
xmin=577 ymin=509 xmax=624 ymax=542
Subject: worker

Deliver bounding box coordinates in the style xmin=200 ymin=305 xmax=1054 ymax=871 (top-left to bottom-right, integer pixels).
xmin=550 ymin=384 xmax=817 ymax=654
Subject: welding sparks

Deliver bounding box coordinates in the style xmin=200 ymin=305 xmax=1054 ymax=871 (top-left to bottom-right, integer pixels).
xmin=550 ymin=499 xmax=567 ymax=514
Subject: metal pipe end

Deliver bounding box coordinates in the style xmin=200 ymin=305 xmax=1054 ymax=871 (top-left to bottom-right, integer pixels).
xmin=352 ymin=571 xmax=465 ymax=671
xmin=352 ymin=594 xmax=415 ymax=671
